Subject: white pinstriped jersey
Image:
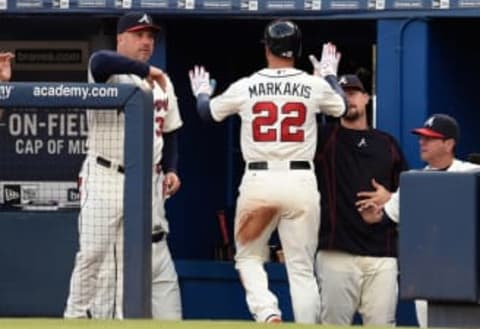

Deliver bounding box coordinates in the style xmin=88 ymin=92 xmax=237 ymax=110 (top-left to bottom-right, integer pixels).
xmin=151 ymin=77 xmax=183 ymax=164
xmin=86 ymin=69 xmax=182 ymax=166
xmin=210 ymin=68 xmax=345 ymax=162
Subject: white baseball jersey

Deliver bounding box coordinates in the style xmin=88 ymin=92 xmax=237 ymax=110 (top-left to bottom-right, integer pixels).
xmin=86 ymin=69 xmax=182 ymax=166
xmin=210 ymin=68 xmax=345 ymax=162
xmin=151 ymin=78 xmax=183 ymax=165
xmin=85 ymin=71 xmax=182 ymax=233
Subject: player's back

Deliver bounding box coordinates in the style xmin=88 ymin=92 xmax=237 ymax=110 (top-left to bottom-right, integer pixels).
xmin=210 ymin=67 xmax=345 ymax=162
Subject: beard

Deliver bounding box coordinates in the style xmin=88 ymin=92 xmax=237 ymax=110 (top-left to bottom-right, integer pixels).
xmin=343 ymin=107 xmax=361 ymax=122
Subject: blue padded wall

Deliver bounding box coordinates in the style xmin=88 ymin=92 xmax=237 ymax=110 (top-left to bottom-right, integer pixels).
xmin=400 ymin=171 xmax=480 ymax=301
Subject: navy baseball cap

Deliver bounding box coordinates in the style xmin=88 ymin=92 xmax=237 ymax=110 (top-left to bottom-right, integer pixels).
xmin=411 ymin=113 xmax=459 ymax=141
xmin=117 ymin=12 xmax=160 ymax=34
xmin=338 ymin=74 xmax=366 ymax=93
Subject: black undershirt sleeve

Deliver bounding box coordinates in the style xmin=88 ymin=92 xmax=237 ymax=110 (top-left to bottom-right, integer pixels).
xmin=324 ymin=75 xmax=348 ymax=117
xmin=161 ymin=130 xmax=179 ymax=173
xmin=90 ymin=50 xmax=150 ymax=83
xmin=196 ymin=93 xmax=215 ymax=123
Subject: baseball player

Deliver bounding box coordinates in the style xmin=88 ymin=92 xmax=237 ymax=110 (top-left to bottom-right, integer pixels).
xmin=189 ymin=19 xmax=346 ymax=324
xmin=64 ymin=11 xmax=183 ymax=319
xmin=314 ymin=73 xmax=408 ymax=326
xmin=0 ymin=52 xmax=14 ymax=82
xmin=357 ymin=113 xmax=480 ymax=328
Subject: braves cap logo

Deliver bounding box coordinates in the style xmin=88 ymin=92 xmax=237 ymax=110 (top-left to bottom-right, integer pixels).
xmin=425 ymin=116 xmax=435 ymax=127
xmin=117 ymin=12 xmax=160 ymax=34
xmin=357 ymin=137 xmax=368 ymax=148
xmin=138 ymin=14 xmax=151 ymax=24
xmin=339 ymin=76 xmax=348 ymax=85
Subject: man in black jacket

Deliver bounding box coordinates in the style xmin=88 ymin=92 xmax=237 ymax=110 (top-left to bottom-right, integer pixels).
xmin=314 ymin=74 xmax=408 ymax=325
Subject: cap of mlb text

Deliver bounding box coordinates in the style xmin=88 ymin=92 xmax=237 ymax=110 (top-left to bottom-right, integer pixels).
xmin=338 ymin=74 xmax=366 ymax=92
xmin=411 ymin=113 xmax=459 ymax=141
xmin=117 ymin=12 xmax=160 ymax=34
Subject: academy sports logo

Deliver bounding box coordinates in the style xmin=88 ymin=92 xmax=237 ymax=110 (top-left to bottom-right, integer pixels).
xmin=3 ymin=185 xmax=21 ymax=204
xmin=0 ymin=85 xmax=13 ymax=100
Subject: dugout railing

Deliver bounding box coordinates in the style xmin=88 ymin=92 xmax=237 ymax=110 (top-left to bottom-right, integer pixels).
xmin=0 ymin=82 xmax=153 ymax=318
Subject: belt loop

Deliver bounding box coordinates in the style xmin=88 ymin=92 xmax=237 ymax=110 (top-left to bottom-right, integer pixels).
xmin=290 ymin=161 xmax=311 ymax=170
xmin=248 ymin=162 xmax=268 ymax=170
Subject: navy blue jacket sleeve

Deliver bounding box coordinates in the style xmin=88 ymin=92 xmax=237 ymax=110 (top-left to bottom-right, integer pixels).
xmin=89 ymin=50 xmax=150 ymax=83
xmin=161 ymin=130 xmax=179 ymax=173
xmin=324 ymin=75 xmax=348 ymax=117
xmin=196 ymin=94 xmax=215 ymax=123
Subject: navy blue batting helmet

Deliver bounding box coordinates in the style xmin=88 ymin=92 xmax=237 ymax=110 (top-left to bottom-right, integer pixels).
xmin=263 ymin=19 xmax=302 ymax=59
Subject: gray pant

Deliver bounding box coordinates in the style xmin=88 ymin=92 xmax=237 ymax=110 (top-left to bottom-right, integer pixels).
xmin=316 ymin=250 xmax=398 ymax=326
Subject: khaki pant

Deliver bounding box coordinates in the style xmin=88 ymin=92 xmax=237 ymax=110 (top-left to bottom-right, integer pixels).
xmin=316 ymin=250 xmax=398 ymax=326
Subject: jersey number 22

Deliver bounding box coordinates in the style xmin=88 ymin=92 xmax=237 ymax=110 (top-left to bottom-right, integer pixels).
xmin=252 ymin=101 xmax=306 ymax=142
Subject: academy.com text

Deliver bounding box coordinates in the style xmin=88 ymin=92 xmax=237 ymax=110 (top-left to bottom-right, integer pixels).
xmin=32 ymin=84 xmax=119 ymax=100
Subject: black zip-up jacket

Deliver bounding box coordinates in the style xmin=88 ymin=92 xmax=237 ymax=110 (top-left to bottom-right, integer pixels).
xmin=315 ymin=123 xmax=408 ymax=257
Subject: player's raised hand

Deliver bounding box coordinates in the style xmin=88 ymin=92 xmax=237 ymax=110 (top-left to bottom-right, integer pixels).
xmin=163 ymin=171 xmax=181 ymax=199
xmin=0 ymin=52 xmax=14 ymax=82
xmin=309 ymin=42 xmax=341 ymax=78
xmin=148 ymin=66 xmax=167 ymax=92
xmin=189 ymin=65 xmax=215 ymax=97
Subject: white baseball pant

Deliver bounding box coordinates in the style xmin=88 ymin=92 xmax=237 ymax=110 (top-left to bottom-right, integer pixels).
xmin=64 ymin=155 xmax=124 ymax=318
xmin=89 ymin=170 xmax=182 ymax=319
xmin=415 ymin=299 xmax=427 ymax=328
xmin=234 ymin=161 xmax=320 ymax=324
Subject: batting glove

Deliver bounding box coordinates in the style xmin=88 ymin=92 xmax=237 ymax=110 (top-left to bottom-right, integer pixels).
xmin=309 ymin=42 xmax=341 ymax=78
xmin=189 ymin=65 xmax=215 ymax=97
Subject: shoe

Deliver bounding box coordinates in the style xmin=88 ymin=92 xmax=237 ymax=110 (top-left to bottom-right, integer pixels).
xmin=266 ymin=314 xmax=282 ymax=323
